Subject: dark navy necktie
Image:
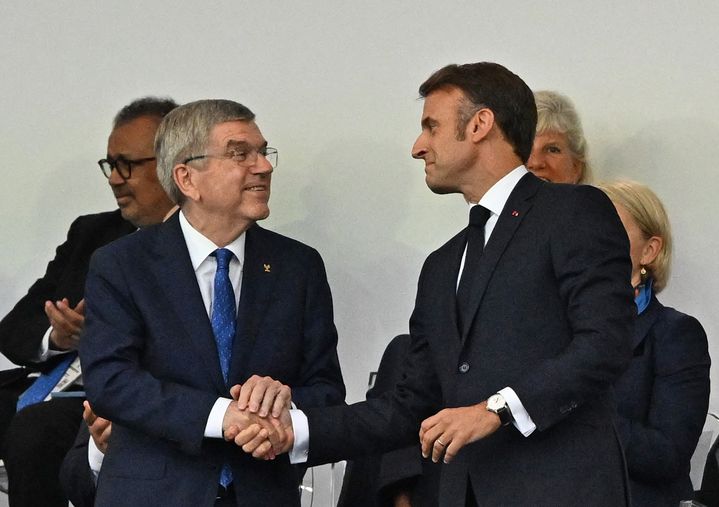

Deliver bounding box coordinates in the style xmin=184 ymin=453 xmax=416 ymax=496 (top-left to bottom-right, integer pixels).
xmin=456 ymin=205 xmax=491 ymax=331
xmin=211 ymin=248 xmax=236 ymax=488
xmin=16 ymin=352 xmax=78 ymax=411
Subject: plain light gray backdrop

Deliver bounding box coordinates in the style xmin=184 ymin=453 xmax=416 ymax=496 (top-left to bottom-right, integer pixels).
xmin=1 ymin=1 xmax=717 ymax=415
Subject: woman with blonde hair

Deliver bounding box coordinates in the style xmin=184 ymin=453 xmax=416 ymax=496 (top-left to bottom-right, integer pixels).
xmin=598 ymin=179 xmax=710 ymax=506
xmin=527 ymin=90 xmax=592 ymax=184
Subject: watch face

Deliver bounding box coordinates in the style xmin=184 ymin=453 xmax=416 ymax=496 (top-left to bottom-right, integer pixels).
xmin=487 ymin=394 xmax=504 ymax=410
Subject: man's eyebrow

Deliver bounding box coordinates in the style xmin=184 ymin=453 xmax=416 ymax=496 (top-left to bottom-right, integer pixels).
xmin=421 ymin=117 xmax=437 ymax=129
xmin=225 ymin=139 xmax=268 ymax=151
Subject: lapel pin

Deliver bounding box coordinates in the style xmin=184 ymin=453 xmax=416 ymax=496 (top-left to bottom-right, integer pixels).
xmin=263 ymin=263 xmax=271 ymax=273
xmin=511 ymin=210 xmax=519 ymax=217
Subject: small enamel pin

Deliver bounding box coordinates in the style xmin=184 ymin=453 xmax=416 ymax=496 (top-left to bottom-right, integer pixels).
xmin=263 ymin=263 xmax=271 ymax=273
xmin=511 ymin=210 xmax=519 ymax=217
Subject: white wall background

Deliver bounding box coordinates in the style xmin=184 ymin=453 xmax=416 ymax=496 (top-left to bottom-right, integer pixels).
xmin=1 ymin=1 xmax=717 ymax=413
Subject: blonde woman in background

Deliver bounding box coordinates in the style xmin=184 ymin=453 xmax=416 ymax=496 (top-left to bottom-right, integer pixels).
xmin=598 ymin=180 xmax=710 ymax=506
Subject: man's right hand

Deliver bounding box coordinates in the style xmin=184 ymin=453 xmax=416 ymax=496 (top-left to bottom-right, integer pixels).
xmin=83 ymin=400 xmax=112 ymax=454
xmin=46 ymin=298 xmax=85 ymax=350
xmin=223 ymin=385 xmax=295 ymax=459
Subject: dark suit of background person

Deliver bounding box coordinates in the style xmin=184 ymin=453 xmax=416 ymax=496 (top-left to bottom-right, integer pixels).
xmin=338 ymin=334 xmax=440 ymax=507
xmin=0 ymin=211 xmax=134 ymax=497
xmin=60 ymin=422 xmax=95 ymax=507
xmin=80 ymin=99 xmax=345 ymax=507
xmin=615 ymin=296 xmax=710 ymax=505
xmin=293 ymin=63 xmax=635 ymax=507
xmin=0 ymin=96 xmax=177 ymax=507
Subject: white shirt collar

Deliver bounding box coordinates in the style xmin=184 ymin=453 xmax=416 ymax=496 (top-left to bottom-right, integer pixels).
xmin=472 ymin=165 xmax=528 ymax=216
xmin=178 ymin=210 xmax=246 ymax=270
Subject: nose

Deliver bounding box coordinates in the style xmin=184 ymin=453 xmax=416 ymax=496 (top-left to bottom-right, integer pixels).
xmin=252 ymin=152 xmax=274 ymax=175
xmin=412 ymin=133 xmax=427 ymax=160
xmin=526 ymin=149 xmax=543 ymax=171
xmin=107 ymin=166 xmax=126 ymax=186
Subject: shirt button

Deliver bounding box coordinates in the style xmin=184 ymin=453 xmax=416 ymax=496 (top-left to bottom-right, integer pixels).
xmin=458 ymin=362 xmax=470 ymax=373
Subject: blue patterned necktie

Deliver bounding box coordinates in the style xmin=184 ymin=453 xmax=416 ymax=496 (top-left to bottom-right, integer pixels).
xmin=16 ymin=352 xmax=78 ymax=411
xmin=211 ymin=248 xmax=236 ymax=488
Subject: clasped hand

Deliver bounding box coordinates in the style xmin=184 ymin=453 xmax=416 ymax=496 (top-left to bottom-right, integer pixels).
xmin=222 ymin=375 xmax=294 ymax=460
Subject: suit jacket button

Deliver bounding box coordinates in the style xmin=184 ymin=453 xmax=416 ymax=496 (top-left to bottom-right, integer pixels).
xmin=458 ymin=362 xmax=470 ymax=373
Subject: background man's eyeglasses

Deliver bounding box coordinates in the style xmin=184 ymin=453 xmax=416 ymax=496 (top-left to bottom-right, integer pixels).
xmin=98 ymin=156 xmax=156 ymax=180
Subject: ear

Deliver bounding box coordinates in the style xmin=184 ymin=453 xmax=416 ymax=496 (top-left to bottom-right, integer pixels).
xmin=640 ymin=236 xmax=663 ymax=266
xmin=173 ymin=163 xmax=200 ymax=202
xmin=468 ymin=108 xmax=495 ymax=143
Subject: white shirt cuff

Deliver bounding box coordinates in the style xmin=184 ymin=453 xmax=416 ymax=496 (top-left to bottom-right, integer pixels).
xmin=37 ymin=326 xmax=76 ymax=362
xmin=36 ymin=327 xmax=54 ymax=362
xmin=498 ymin=387 xmax=537 ymax=437
xmin=288 ymin=409 xmax=309 ymax=464
xmin=204 ymin=397 xmax=232 ymax=438
xmin=87 ymin=435 xmax=105 ymax=484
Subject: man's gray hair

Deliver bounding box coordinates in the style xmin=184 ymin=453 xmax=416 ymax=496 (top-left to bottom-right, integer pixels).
xmin=154 ymin=99 xmax=255 ymax=204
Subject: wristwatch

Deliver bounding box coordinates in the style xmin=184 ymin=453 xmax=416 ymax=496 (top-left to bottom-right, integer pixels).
xmin=486 ymin=393 xmax=513 ymax=426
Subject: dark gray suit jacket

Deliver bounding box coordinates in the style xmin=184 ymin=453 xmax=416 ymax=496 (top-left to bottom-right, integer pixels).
xmin=80 ymin=211 xmax=345 ymax=507
xmin=307 ymin=174 xmax=635 ymax=506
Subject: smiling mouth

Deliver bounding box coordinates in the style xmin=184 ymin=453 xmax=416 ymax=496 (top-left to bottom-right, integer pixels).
xmin=245 ymin=185 xmax=268 ymax=192
xmin=114 ymin=194 xmax=132 ymax=203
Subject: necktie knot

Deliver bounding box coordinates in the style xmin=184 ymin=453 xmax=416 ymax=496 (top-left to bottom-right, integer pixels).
xmin=213 ymin=248 xmax=233 ymax=271
xmin=469 ymin=205 xmax=491 ymax=228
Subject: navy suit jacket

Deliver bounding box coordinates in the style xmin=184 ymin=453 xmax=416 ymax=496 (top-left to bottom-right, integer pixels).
xmin=80 ymin=211 xmax=345 ymax=507
xmin=307 ymin=174 xmax=635 ymax=507
xmin=0 ymin=210 xmax=135 ymax=368
xmin=615 ymin=295 xmax=710 ymax=506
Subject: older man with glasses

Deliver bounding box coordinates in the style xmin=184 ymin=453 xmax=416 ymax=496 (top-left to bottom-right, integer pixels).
xmin=77 ymin=99 xmax=344 ymax=507
xmin=0 ymin=96 xmax=177 ymax=507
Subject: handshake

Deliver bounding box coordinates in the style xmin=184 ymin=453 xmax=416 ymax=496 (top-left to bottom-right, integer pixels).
xmin=221 ymin=375 xmax=295 ymax=460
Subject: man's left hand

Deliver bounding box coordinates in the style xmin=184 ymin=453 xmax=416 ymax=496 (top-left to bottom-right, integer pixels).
xmin=235 ymin=375 xmax=291 ymax=418
xmin=419 ymin=401 xmax=501 ymax=463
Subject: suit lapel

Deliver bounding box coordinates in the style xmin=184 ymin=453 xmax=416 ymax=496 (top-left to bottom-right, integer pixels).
xmin=151 ymin=212 xmax=227 ymax=392
xmin=442 ymin=232 xmax=466 ymax=354
xmin=460 ymin=173 xmax=541 ymax=341
xmin=633 ymin=295 xmax=660 ymax=350
xmin=231 ymin=225 xmax=277 ymax=382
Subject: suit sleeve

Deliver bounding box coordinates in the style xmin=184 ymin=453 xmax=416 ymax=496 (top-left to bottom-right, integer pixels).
xmin=80 ymin=250 xmax=218 ymax=456
xmin=617 ymin=311 xmax=710 ymax=480
xmin=512 ymin=185 xmax=635 ymax=430
xmin=286 ymin=249 xmax=345 ymax=409
xmin=59 ymin=423 xmax=96 ymax=507
xmin=0 ymin=216 xmax=86 ymax=366
xmin=306 ymin=272 xmax=443 ymax=466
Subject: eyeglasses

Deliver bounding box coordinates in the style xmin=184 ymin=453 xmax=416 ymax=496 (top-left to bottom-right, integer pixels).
xmin=98 ymin=156 xmax=156 ymax=180
xmin=183 ymin=146 xmax=278 ymax=169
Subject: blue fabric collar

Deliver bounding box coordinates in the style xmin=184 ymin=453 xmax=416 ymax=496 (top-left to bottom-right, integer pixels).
xmin=634 ymin=278 xmax=653 ymax=315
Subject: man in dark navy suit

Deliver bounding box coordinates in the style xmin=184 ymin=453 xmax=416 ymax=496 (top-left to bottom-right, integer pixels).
xmin=0 ymin=97 xmax=177 ymax=507
xmin=253 ymin=62 xmax=635 ymax=507
xmin=80 ymin=99 xmax=345 ymax=506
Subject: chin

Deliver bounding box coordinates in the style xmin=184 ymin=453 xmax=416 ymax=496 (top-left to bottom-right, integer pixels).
xmin=250 ymin=205 xmax=271 ymax=222
xmin=426 ymin=179 xmax=456 ymax=195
